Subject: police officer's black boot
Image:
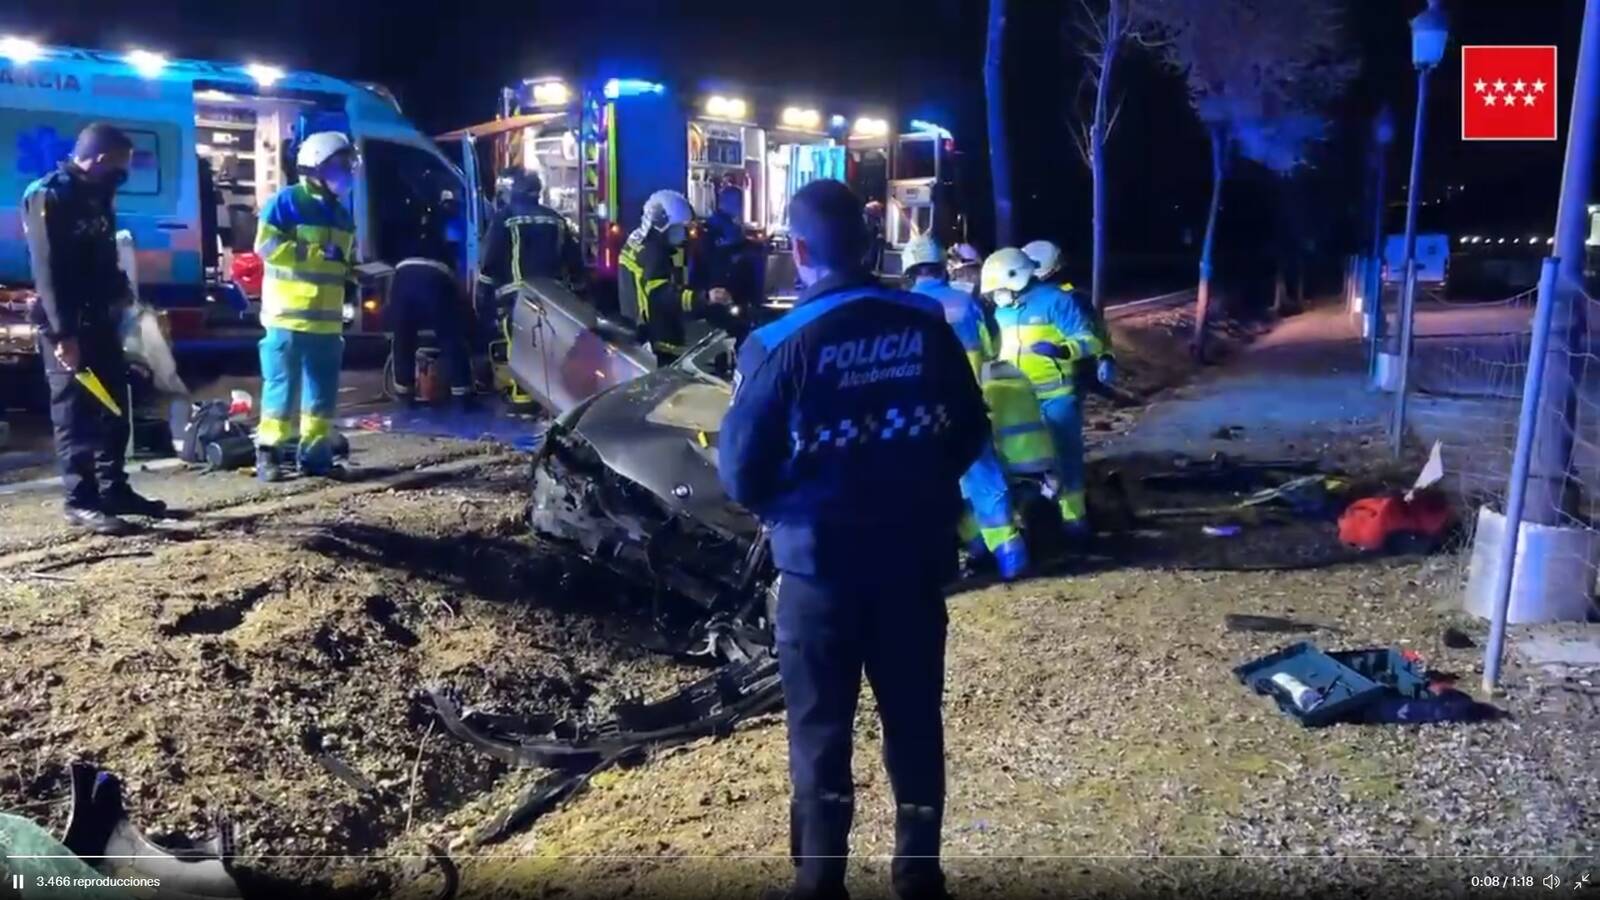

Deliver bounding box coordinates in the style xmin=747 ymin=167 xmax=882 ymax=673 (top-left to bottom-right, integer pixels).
xmin=255 ymin=447 xmax=282 ymax=483
xmin=891 ymin=803 xmax=950 ymax=900
xmin=63 ymin=505 xmax=135 ymax=536
xmin=100 ymin=484 xmax=168 ymax=518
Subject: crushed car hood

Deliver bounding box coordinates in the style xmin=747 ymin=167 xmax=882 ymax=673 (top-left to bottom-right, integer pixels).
xmin=565 ymin=367 xmax=755 ymax=540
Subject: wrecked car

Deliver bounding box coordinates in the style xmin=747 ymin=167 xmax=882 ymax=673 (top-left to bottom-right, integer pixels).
xmin=508 ymin=278 xmax=776 ymax=656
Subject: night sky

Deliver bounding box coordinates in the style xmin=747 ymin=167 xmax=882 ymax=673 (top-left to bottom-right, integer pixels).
xmin=2 ymin=0 xmax=1588 ymax=284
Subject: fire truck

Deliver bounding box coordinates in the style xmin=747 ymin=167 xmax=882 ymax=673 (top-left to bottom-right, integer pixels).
xmin=438 ymin=74 xmax=964 ymax=303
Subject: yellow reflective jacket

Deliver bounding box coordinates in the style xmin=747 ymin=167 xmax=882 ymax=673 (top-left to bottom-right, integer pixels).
xmin=256 ymin=182 xmax=356 ymax=334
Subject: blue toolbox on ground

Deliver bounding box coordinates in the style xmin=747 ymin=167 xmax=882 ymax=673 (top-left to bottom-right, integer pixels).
xmin=1233 ymin=641 xmax=1436 ymax=727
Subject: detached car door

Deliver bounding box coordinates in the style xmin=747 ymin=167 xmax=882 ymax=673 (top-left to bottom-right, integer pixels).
xmin=507 ymin=278 xmax=655 ymax=415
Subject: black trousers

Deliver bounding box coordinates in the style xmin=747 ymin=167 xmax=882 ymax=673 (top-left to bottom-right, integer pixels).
xmin=776 ymin=569 xmax=948 ymax=899
xmin=38 ymin=327 xmax=129 ymax=509
xmin=389 ymin=268 xmax=471 ymax=397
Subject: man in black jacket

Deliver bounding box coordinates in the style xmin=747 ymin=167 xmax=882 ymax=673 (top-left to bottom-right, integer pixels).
xmin=23 ymin=123 xmax=169 ymax=535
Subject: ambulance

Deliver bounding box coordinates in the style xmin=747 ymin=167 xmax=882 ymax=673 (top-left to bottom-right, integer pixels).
xmin=0 ymin=40 xmax=473 ymax=371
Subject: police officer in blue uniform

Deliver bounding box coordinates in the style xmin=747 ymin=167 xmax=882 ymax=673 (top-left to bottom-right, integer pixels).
xmin=23 ymin=123 xmax=169 ymax=535
xmin=720 ymin=180 xmax=990 ymax=900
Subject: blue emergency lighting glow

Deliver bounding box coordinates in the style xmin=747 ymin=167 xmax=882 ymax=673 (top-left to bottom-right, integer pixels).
xmin=126 ymin=49 xmax=168 ymax=77
xmin=830 ymin=114 xmax=847 ymax=128
xmin=603 ymin=78 xmax=665 ymax=100
xmin=910 ymin=119 xmax=952 ymax=139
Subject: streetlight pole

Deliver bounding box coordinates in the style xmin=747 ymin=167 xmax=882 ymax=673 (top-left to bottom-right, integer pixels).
xmin=1524 ymin=0 xmax=1599 ymax=525
xmin=1368 ymin=106 xmax=1396 ymax=380
xmin=1390 ymin=0 xmax=1450 ymax=455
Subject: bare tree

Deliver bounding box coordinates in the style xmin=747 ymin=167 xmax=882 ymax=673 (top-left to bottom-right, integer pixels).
xmin=1068 ymin=0 xmax=1162 ymax=313
xmin=1147 ymin=0 xmax=1352 ymax=361
xmin=986 ymin=0 xmax=1016 ymax=246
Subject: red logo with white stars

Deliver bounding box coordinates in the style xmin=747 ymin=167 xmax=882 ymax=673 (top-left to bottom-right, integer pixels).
xmin=1461 ymin=45 xmax=1559 ymax=141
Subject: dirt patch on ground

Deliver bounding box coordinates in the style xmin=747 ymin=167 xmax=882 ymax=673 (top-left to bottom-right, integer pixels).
xmin=455 ymin=550 xmax=1598 ymax=898
xmin=0 ymin=454 xmax=706 ymax=895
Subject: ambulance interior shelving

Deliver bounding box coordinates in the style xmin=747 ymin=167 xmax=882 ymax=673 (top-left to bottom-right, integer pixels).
xmin=192 ymin=87 xmax=326 ymax=298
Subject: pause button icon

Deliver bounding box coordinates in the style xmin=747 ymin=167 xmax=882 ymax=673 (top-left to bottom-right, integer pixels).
xmin=9 ymin=873 xmax=22 ymax=890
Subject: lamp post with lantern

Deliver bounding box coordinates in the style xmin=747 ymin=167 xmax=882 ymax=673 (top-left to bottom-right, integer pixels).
xmin=1390 ymin=0 xmax=1450 ymax=454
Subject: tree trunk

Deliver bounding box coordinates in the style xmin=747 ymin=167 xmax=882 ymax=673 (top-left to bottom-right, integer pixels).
xmin=985 ymin=0 xmax=1015 ymax=246
xmin=1089 ymin=2 xmax=1120 ymax=312
xmin=1192 ymin=126 xmax=1226 ymax=362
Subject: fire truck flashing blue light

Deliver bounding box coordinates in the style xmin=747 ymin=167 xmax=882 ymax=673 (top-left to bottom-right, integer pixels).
xmin=604 ymin=78 xmax=665 ymax=100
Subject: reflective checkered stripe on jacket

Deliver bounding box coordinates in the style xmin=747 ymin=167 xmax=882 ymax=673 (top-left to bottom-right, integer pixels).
xmin=257 ymin=184 xmax=354 ymax=335
xmin=790 ymin=404 xmax=952 ymax=455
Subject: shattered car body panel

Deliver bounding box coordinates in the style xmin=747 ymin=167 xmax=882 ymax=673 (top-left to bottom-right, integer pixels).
xmin=530 ymin=348 xmax=765 ymax=616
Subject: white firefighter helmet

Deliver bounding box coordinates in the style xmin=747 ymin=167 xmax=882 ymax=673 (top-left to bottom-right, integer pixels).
xmin=296 ymin=132 xmax=355 ymax=171
xmin=1021 ymin=239 xmax=1063 ymax=279
xmin=642 ymin=189 xmax=695 ymax=230
xmin=900 ymin=233 xmax=944 ymax=273
xmin=980 ymin=247 xmax=1037 ymax=297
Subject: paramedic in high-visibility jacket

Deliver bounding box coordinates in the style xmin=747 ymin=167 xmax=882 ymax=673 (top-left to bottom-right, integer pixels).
xmin=983 ymin=247 xmax=1106 ymax=536
xmin=616 ymin=189 xmax=731 ymax=366
xmin=253 ymin=132 xmax=358 ymax=482
xmin=719 ymin=179 xmax=990 ymax=900
xmin=901 ymin=233 xmax=1029 ymax=581
xmin=1022 ymin=239 xmax=1116 ymax=392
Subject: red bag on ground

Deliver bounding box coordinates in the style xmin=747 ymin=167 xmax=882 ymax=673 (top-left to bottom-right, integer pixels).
xmin=1338 ymin=492 xmax=1453 ymax=551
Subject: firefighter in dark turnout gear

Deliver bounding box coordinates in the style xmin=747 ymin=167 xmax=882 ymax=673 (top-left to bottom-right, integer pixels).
xmin=617 ymin=189 xmax=732 ymax=366
xmin=474 ymin=170 xmax=581 ymax=353
xmin=22 ymin=123 xmax=170 ymax=535
xmin=693 ymin=183 xmax=765 ymax=308
xmin=720 ymin=180 xmax=989 ymax=900
xmin=389 ymin=214 xmax=472 ymax=408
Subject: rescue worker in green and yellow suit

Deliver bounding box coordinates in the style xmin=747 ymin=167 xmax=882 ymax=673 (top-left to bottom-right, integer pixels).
xmin=901 ymin=233 xmax=1028 ymax=581
xmin=616 ymin=189 xmax=734 ymax=366
xmin=1022 ymin=239 xmax=1117 ymax=394
xmin=983 ymin=247 xmax=1106 ymax=537
xmin=253 ymin=132 xmax=359 ymax=483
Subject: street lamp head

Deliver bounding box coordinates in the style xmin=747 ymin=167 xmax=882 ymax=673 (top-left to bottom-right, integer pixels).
xmin=1410 ymin=0 xmax=1450 ymax=71
xmin=1375 ymin=104 xmax=1398 ymax=145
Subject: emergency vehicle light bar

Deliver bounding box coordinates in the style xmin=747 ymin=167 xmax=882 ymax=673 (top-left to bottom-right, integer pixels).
xmin=0 ymin=36 xmax=43 ymax=64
